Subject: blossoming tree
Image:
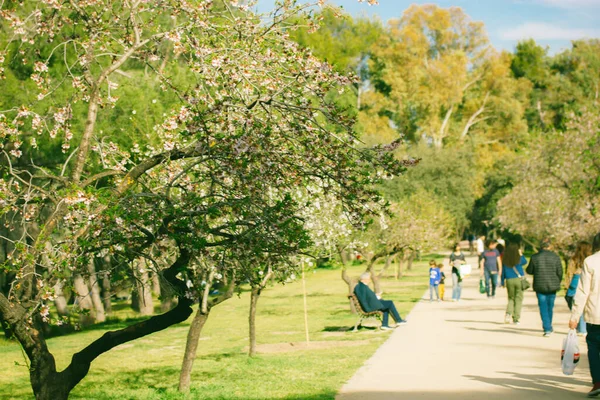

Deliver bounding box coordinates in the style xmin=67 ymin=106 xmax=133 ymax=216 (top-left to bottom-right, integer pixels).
xmin=0 ymin=1 xmax=400 ymax=399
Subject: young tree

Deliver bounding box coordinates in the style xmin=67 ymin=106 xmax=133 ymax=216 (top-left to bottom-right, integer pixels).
xmin=358 ymin=192 xmax=453 ymax=294
xmin=0 ymin=1 xmax=402 ymax=398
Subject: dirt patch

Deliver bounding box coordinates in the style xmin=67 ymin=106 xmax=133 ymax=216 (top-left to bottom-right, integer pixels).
xmin=247 ymin=340 xmax=372 ymax=354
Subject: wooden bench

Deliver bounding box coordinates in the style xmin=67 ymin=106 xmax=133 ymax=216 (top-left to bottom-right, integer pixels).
xmin=348 ymin=294 xmax=383 ymax=332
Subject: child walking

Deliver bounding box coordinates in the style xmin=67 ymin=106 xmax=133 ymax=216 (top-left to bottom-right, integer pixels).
xmin=429 ymin=260 xmax=441 ymax=302
xmin=438 ymin=263 xmax=446 ymax=301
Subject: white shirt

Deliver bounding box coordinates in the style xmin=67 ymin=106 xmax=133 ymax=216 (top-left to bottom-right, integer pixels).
xmin=476 ymin=239 xmax=484 ymax=253
xmin=571 ymin=251 xmax=600 ymax=325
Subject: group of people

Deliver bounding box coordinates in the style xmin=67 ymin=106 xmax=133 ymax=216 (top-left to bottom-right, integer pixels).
xmin=428 ymin=243 xmax=466 ymax=302
xmin=351 ymin=231 xmax=600 ymax=397
xmin=472 ymin=233 xmax=600 ymax=397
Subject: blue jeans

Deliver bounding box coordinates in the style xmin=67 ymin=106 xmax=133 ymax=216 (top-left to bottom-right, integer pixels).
xmin=587 ymin=324 xmax=600 ymax=383
xmin=452 ymin=273 xmax=462 ymax=300
xmin=536 ymin=292 xmax=556 ymax=333
xmin=380 ymin=299 xmax=402 ymax=327
xmin=484 ymin=270 xmax=498 ymax=297
xmin=429 ymin=284 xmax=439 ymax=301
xmin=565 ymin=295 xmax=587 ymax=334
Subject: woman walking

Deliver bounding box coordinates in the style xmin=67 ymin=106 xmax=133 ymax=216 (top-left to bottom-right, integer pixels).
xmin=450 ymin=244 xmax=466 ymax=302
xmin=501 ymin=242 xmax=527 ymax=324
xmin=566 ymin=241 xmax=592 ymax=334
xmin=569 ymin=233 xmax=600 ymax=397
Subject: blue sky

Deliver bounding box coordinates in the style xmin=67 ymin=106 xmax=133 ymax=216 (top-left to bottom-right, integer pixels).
xmin=256 ymin=0 xmax=600 ymax=54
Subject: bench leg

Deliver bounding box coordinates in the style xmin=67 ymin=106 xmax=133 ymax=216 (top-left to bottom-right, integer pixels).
xmin=353 ymin=316 xmax=363 ymax=332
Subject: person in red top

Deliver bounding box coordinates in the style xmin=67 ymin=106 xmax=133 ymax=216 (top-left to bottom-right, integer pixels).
xmin=479 ymin=240 xmax=503 ymax=299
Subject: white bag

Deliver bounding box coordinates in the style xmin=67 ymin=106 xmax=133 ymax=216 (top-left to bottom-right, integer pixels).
xmin=561 ymin=329 xmax=581 ymax=375
xmin=460 ymin=264 xmax=472 ymax=276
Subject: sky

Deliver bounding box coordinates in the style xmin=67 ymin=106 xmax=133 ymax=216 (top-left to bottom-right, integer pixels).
xmin=255 ymin=0 xmax=600 ymax=54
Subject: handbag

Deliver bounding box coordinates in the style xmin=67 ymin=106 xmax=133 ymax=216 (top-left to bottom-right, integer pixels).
xmin=515 ymin=270 xmax=530 ymax=290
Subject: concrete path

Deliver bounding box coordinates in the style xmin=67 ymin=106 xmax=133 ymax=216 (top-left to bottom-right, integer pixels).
xmin=337 ymin=256 xmax=591 ymax=399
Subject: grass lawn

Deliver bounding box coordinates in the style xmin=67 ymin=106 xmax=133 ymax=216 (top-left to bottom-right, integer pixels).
xmin=0 ymin=256 xmax=440 ymax=400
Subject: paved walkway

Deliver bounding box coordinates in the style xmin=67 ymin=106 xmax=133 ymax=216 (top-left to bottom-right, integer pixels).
xmin=337 ymin=256 xmax=591 ymax=399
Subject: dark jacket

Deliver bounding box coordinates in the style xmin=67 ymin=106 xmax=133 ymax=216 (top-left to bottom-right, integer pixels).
xmin=353 ymin=282 xmax=383 ymax=312
xmin=526 ymin=250 xmax=563 ymax=294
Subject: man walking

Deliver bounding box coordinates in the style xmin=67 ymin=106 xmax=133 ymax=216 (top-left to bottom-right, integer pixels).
xmin=569 ymin=232 xmax=600 ymax=397
xmin=526 ymin=238 xmax=563 ymax=337
xmin=479 ymin=240 xmax=502 ymax=299
xmin=476 ymin=235 xmax=485 ymax=265
xmin=354 ymin=272 xmax=407 ymax=330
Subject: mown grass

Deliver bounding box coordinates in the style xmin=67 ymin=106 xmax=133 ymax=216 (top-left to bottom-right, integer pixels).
xmin=0 ymin=256 xmax=439 ymax=400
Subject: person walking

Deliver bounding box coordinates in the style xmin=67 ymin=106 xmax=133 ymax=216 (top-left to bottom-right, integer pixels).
xmin=569 ymin=233 xmax=600 ymax=397
xmin=429 ymin=262 xmax=441 ymax=302
xmin=476 ymin=235 xmax=485 ymax=267
xmin=479 ymin=240 xmax=502 ymax=299
xmin=526 ymin=238 xmax=563 ymax=337
xmin=450 ymin=244 xmax=466 ymax=302
xmin=566 ymin=241 xmax=592 ymax=335
xmin=501 ymin=242 xmax=527 ymax=324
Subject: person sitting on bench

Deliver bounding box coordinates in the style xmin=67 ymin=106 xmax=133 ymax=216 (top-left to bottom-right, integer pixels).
xmin=353 ymin=272 xmax=408 ymax=330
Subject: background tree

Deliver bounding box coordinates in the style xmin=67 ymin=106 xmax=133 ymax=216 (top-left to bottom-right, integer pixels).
xmin=497 ymin=110 xmax=600 ymax=255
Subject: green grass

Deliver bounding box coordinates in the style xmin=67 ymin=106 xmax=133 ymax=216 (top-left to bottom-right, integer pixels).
xmin=0 ymin=256 xmax=438 ymax=400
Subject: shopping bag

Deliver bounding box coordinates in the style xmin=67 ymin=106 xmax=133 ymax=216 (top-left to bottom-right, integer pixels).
xmin=479 ymin=279 xmax=486 ymax=294
xmin=460 ymin=264 xmax=472 ymax=276
xmin=561 ymin=329 xmax=581 ymax=375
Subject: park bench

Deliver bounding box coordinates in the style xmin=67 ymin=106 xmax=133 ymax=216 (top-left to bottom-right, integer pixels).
xmin=348 ymin=294 xmax=383 ymax=332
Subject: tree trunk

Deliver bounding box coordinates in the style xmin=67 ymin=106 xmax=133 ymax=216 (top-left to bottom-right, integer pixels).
xmin=178 ymin=308 xmax=209 ymax=391
xmin=53 ymin=281 xmax=69 ymax=317
xmin=151 ymin=272 xmax=161 ymax=296
xmin=407 ymin=251 xmax=415 ymax=271
xmin=0 ymin=249 xmax=194 ymax=400
xmin=101 ymin=272 xmax=112 ymax=315
xmin=368 ymin=260 xmax=382 ymax=295
xmin=131 ymin=260 xmax=154 ymax=316
xmin=160 ymin=283 xmax=177 ymax=313
xmin=378 ymin=255 xmax=393 ymax=278
xmin=341 ymin=268 xmax=356 ymax=294
xmin=87 ymin=259 xmax=105 ymax=323
xmin=249 ymin=287 xmax=260 ymax=357
xmin=100 ymin=256 xmax=112 ymax=315
xmin=73 ymin=275 xmax=95 ymax=327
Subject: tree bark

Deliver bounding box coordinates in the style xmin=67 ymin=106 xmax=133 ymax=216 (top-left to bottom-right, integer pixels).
xmin=151 ymin=272 xmax=161 ymax=296
xmin=368 ymin=260 xmax=382 ymax=295
xmin=53 ymin=281 xmax=70 ymax=317
xmin=407 ymin=251 xmax=415 ymax=271
xmin=101 ymin=272 xmax=112 ymax=315
xmin=100 ymin=256 xmax=112 ymax=315
xmin=87 ymin=259 xmax=105 ymax=323
xmin=178 ymin=271 xmax=235 ymax=392
xmin=248 ymin=268 xmax=272 ymax=357
xmin=378 ymin=255 xmax=393 ymax=279
xmin=178 ymin=308 xmax=209 ymax=392
xmin=248 ymin=287 xmax=260 ymax=357
xmin=73 ymin=274 xmax=95 ymax=327
xmin=131 ymin=260 xmax=154 ymax=316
